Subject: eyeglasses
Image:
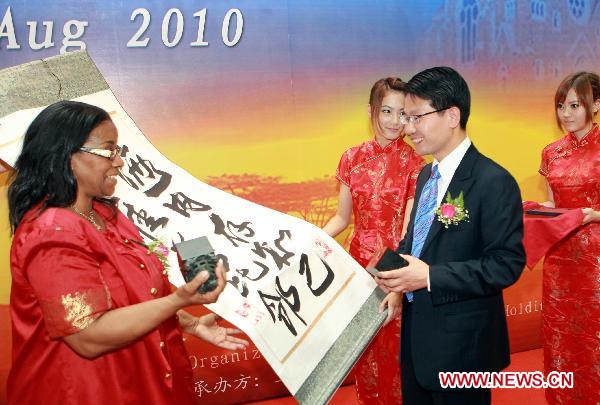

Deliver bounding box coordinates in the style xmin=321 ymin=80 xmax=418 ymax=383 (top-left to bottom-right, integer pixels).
xmin=399 ymin=107 xmax=450 ymax=125
xmin=79 ymin=145 xmax=122 ymax=161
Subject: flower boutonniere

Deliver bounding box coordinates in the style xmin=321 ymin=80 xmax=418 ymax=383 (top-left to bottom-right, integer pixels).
xmin=146 ymin=239 xmax=171 ymax=272
xmin=435 ymin=191 xmax=469 ymax=228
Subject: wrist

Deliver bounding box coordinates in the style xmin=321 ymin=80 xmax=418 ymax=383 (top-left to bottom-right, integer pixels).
xmin=167 ymin=291 xmax=188 ymax=313
xmin=386 ymin=291 xmax=400 ymax=301
xmin=177 ymin=310 xmax=198 ymax=332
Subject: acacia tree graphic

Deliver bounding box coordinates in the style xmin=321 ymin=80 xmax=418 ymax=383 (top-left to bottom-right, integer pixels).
xmin=206 ymin=174 xmax=353 ymax=248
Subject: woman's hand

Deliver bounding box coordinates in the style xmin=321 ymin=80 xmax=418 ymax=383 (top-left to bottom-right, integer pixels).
xmin=170 ymin=261 xmax=227 ymax=309
xmin=181 ymin=313 xmax=249 ymax=351
xmin=582 ymin=208 xmax=600 ymax=225
xmin=379 ymin=291 xmax=402 ymax=326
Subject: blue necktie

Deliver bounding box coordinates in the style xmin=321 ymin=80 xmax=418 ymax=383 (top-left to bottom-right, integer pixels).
xmin=407 ymin=165 xmax=440 ymax=302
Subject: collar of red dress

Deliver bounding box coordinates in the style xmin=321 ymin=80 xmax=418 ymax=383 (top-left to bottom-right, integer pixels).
xmin=370 ymin=135 xmax=403 ymax=152
xmin=567 ymin=123 xmax=599 ymax=146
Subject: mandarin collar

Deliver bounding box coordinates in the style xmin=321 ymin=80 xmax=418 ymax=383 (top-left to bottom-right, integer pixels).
xmin=568 ymin=123 xmax=599 ymax=145
xmin=371 ymin=136 xmax=403 ymax=153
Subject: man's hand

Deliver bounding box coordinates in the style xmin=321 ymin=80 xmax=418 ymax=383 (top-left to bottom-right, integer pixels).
xmin=375 ymin=254 xmax=429 ymax=295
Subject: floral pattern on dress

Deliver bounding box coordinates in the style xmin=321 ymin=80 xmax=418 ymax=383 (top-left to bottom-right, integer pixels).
xmin=539 ymin=124 xmax=600 ymax=405
xmin=336 ymin=137 xmax=424 ymax=404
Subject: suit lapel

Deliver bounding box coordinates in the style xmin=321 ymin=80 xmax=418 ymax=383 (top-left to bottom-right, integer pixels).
xmin=419 ymin=145 xmax=479 ymax=257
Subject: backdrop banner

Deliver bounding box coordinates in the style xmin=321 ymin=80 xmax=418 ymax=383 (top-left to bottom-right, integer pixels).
xmin=3 ymin=0 xmax=597 ymax=403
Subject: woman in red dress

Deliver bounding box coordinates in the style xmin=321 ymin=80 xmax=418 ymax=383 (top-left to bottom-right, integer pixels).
xmin=323 ymin=78 xmax=425 ymax=404
xmin=7 ymin=101 xmax=248 ymax=403
xmin=539 ymin=72 xmax=600 ymax=404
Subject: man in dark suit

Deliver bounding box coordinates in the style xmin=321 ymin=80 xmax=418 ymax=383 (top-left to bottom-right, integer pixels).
xmin=376 ymin=67 xmax=525 ymax=405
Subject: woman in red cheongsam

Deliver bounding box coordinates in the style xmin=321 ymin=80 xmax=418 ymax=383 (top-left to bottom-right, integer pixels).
xmin=539 ymin=72 xmax=600 ymax=404
xmin=323 ymin=78 xmax=425 ymax=404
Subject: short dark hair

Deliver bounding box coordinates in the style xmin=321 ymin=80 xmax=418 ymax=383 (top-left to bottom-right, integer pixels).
xmin=8 ymin=100 xmax=111 ymax=232
xmin=554 ymin=71 xmax=600 ymax=130
xmin=403 ymin=66 xmax=471 ymax=129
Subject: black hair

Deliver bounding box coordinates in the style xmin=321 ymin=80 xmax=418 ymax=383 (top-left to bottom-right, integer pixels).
xmin=403 ymin=66 xmax=471 ymax=129
xmin=8 ymin=100 xmax=112 ymax=232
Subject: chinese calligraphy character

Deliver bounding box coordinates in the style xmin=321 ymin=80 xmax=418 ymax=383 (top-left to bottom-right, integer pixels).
xmin=119 ymin=145 xmax=172 ymax=197
xmin=163 ymin=192 xmax=211 ymax=217
xmin=258 ymin=277 xmax=307 ymax=336
xmin=122 ymin=202 xmax=169 ymax=234
xmin=299 ymin=254 xmax=335 ymax=296
xmin=210 ymin=213 xmax=254 ymax=247
xmin=236 ymin=261 xmax=269 ymax=282
xmin=251 ymin=230 xmax=294 ymax=270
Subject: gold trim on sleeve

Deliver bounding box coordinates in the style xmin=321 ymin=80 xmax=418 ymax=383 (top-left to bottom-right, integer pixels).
xmin=61 ymin=291 xmax=95 ymax=330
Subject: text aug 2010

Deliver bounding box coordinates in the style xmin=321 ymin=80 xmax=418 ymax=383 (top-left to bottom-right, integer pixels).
xmin=0 ymin=6 xmax=244 ymax=53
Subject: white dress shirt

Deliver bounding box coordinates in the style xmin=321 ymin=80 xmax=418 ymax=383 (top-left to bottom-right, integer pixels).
xmin=433 ymin=136 xmax=472 ymax=206
xmin=425 ymin=136 xmax=471 ymax=292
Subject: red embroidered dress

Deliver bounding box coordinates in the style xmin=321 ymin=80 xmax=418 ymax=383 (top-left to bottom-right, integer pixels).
xmin=8 ymin=202 xmax=196 ymax=404
xmin=539 ymin=124 xmax=600 ymax=405
xmin=336 ymin=137 xmax=424 ymax=404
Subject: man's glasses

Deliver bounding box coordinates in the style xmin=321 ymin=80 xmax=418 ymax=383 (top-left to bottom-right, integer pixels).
xmin=79 ymin=145 xmax=122 ymax=161
xmin=400 ymin=107 xmax=450 ymax=125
